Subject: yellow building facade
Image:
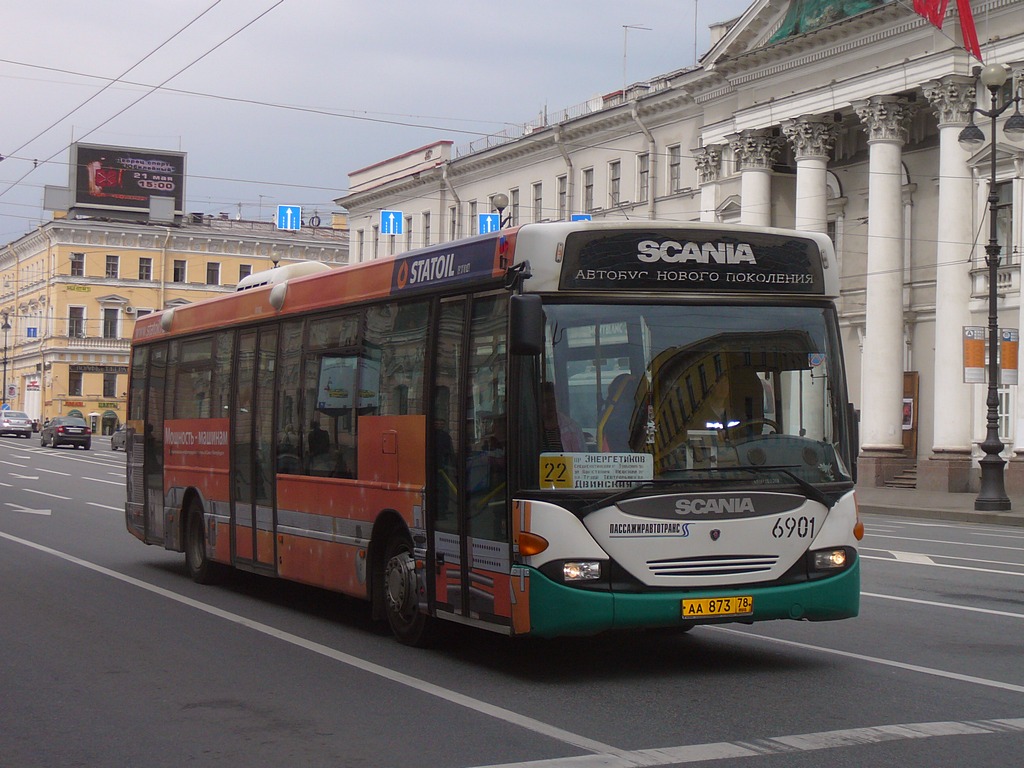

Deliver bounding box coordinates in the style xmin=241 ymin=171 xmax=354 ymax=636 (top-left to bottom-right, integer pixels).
xmin=0 ymin=214 xmax=348 ymax=434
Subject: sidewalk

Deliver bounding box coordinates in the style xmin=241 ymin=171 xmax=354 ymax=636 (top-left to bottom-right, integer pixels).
xmin=855 ymin=484 xmax=1024 ymax=527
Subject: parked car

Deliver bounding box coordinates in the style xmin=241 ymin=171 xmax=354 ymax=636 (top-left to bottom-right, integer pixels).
xmin=0 ymin=410 xmax=33 ymax=439
xmin=110 ymin=423 xmax=127 ymax=451
xmin=40 ymin=416 xmax=92 ymax=450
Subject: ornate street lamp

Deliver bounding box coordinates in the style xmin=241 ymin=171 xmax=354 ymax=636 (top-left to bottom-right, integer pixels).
xmin=1 ymin=311 xmax=10 ymax=407
xmin=958 ymin=64 xmax=1024 ymax=511
xmin=492 ymin=193 xmax=511 ymax=228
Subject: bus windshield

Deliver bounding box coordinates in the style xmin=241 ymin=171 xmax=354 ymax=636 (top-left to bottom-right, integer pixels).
xmin=528 ymin=301 xmax=852 ymax=491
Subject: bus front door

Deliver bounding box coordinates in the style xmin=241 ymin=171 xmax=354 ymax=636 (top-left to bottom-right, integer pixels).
xmin=432 ymin=295 xmax=510 ymax=629
xmin=231 ymin=328 xmax=278 ymax=573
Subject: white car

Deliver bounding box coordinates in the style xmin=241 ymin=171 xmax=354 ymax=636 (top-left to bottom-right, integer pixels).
xmin=0 ymin=410 xmax=33 ymax=439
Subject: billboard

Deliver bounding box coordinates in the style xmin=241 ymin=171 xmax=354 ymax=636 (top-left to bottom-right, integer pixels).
xmin=69 ymin=143 xmax=186 ymax=216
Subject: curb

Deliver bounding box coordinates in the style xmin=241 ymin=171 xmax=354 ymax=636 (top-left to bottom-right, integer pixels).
xmin=858 ymin=502 xmax=1024 ymax=527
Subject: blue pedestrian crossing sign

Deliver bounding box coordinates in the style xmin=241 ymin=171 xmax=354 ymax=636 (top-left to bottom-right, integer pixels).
xmin=478 ymin=213 xmax=500 ymax=233
xmin=571 ymin=213 xmax=593 ymax=222
xmin=277 ymin=205 xmax=302 ymax=231
xmin=380 ymin=210 xmax=404 ymax=236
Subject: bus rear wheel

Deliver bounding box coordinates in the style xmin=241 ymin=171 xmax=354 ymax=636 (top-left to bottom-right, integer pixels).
xmin=383 ymin=532 xmax=435 ymax=646
xmin=185 ymin=501 xmax=223 ymax=585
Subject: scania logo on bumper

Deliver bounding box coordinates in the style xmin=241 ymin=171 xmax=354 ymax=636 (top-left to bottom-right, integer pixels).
xmin=710 ymin=529 xmax=721 ymax=541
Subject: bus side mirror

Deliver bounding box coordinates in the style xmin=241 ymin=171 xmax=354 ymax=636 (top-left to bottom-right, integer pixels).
xmin=510 ymin=295 xmax=544 ymax=355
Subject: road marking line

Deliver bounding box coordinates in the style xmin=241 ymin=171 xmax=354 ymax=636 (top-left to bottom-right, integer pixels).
xmin=82 ymin=477 xmax=123 ymax=486
xmin=87 ymin=502 xmax=123 ymax=512
xmin=3 ymin=530 xmax=1023 ymax=768
xmin=23 ymin=489 xmax=71 ymax=500
xmin=3 ymin=503 xmax=51 ymax=516
xmin=890 ymin=551 xmax=935 ymax=564
xmin=0 ymin=531 xmax=626 ymax=761
xmin=865 ymin=533 xmax=1024 ymax=552
xmin=0 ymin=461 xmax=28 ymax=468
xmin=35 ymin=468 xmax=71 ymax=476
xmin=861 ymin=554 xmax=1024 ymax=577
xmin=710 ymin=626 xmax=1024 ymax=694
xmin=862 ymin=592 xmax=1024 ymax=620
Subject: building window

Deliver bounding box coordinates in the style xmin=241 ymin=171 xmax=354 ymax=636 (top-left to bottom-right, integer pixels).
xmin=405 ymin=215 xmax=413 ymax=251
xmin=138 ymin=257 xmax=152 ymax=281
xmin=103 ymin=308 xmax=118 ymax=339
xmin=509 ymin=188 xmax=520 ymax=226
xmin=206 ymin=262 xmax=220 ymax=285
xmin=68 ymin=306 xmax=85 ymax=338
xmin=105 ymin=254 xmax=119 ymax=279
xmin=532 ymin=183 xmax=543 ymax=222
xmin=103 ymin=373 xmax=117 ymax=399
xmin=583 ymin=168 xmax=594 ymax=212
xmin=557 ymin=176 xmax=567 ymax=219
xmin=239 ymin=264 xmax=252 ymax=281
xmin=609 ymin=160 xmax=621 ymax=207
xmin=173 ymin=260 xmax=186 ymax=282
xmin=372 ymin=224 xmax=380 ymax=260
xmin=470 ymin=200 xmax=478 ymax=235
xmin=422 ymin=211 xmax=431 ymax=247
xmin=668 ymin=145 xmax=681 ymax=194
xmin=638 ymin=153 xmax=650 ymax=203
xmin=70 ymin=252 xmax=85 ymax=277
xmin=356 ymin=229 xmax=365 ymax=261
xmin=448 ymin=206 xmax=457 ymax=241
xmin=994 ymin=181 xmax=1013 ymax=261
xmin=69 ymin=371 xmax=83 ymax=397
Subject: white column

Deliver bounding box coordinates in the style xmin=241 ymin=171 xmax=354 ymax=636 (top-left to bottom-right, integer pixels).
xmin=854 ymin=96 xmax=913 ymax=465
xmin=782 ymin=116 xmax=837 ymax=234
xmin=728 ymin=130 xmax=778 ymax=227
xmin=922 ymin=77 xmax=976 ymax=476
xmin=781 ymin=116 xmax=838 ymax=440
xmin=693 ymin=145 xmax=722 ymax=223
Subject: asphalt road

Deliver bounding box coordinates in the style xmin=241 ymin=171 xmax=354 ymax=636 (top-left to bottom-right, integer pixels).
xmin=2 ymin=435 xmax=1023 ymax=767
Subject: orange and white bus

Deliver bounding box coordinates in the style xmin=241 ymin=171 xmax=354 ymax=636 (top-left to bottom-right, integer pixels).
xmin=125 ymin=221 xmax=862 ymax=645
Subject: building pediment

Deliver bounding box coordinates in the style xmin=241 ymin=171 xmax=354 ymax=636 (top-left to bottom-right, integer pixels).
xmin=702 ymin=0 xmax=899 ymax=72
xmin=94 ymin=294 xmax=130 ymax=305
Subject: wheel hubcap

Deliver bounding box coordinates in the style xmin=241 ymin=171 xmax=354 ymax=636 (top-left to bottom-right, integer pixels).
xmin=384 ymin=551 xmax=417 ymax=618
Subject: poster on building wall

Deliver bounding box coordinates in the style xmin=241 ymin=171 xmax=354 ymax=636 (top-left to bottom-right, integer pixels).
xmin=1001 ymin=328 xmax=1019 ymax=386
xmin=963 ymin=326 xmax=986 ymax=384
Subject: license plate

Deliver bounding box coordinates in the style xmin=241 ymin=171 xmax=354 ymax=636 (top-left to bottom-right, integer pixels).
xmin=682 ymin=595 xmax=753 ymax=618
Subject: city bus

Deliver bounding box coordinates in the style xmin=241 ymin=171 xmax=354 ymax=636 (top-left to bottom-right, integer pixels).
xmin=124 ymin=221 xmax=862 ymax=645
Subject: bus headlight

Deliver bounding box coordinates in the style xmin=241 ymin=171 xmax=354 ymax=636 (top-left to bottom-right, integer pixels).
xmin=812 ymin=548 xmax=848 ymax=570
xmin=563 ymin=561 xmax=602 ymax=581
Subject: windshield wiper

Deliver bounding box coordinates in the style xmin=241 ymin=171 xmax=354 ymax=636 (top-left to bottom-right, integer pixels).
xmin=580 ymin=478 xmax=688 ymax=515
xmin=580 ymin=465 xmax=835 ymax=514
xmin=731 ymin=465 xmax=835 ymax=508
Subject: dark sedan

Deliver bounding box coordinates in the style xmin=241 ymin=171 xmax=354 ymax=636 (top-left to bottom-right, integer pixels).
xmin=0 ymin=410 xmax=33 ymax=438
xmin=40 ymin=416 xmax=92 ymax=450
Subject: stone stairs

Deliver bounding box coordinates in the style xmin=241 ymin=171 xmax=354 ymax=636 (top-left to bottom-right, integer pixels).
xmin=884 ymin=467 xmax=917 ymax=489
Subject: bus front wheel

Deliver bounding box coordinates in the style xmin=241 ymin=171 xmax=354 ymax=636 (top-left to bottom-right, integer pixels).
xmin=185 ymin=502 xmax=224 ymax=585
xmin=383 ymin=532 xmax=435 ymax=646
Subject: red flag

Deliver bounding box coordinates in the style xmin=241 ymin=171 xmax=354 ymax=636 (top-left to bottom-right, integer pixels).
xmin=913 ymin=0 xmax=982 ymax=61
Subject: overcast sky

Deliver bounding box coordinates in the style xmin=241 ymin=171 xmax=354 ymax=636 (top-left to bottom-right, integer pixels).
xmin=0 ymin=0 xmax=753 ymax=243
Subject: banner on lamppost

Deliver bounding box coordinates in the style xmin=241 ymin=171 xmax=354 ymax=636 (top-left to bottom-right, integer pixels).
xmin=1001 ymin=328 xmax=1019 ymax=386
xmin=963 ymin=326 xmax=986 ymax=383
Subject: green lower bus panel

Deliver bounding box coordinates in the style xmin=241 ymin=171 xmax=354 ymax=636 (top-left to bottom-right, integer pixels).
xmin=524 ymin=559 xmax=860 ymax=638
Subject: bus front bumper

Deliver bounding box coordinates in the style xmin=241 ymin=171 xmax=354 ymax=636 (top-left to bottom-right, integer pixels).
xmin=519 ymin=558 xmax=860 ymax=638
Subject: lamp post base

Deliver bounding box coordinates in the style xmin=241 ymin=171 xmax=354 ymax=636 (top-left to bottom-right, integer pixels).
xmin=975 ymin=452 xmax=1011 ymax=511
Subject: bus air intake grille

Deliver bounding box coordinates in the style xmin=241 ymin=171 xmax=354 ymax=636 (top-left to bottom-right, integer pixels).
xmin=647 ymin=554 xmax=779 ymax=578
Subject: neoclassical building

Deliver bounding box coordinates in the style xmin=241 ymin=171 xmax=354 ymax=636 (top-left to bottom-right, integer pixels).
xmin=335 ymin=0 xmax=1024 ymax=494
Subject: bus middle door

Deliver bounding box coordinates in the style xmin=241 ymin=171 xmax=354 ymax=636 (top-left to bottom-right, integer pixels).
xmin=231 ymin=328 xmax=278 ymax=573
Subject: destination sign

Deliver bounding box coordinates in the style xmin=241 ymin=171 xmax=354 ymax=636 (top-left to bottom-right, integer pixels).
xmin=558 ymin=230 xmax=826 ymax=294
